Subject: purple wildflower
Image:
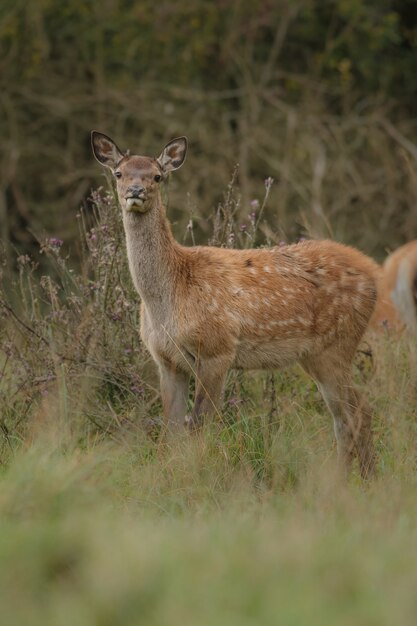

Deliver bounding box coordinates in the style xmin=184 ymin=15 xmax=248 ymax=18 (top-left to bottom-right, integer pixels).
xmin=130 ymin=383 xmax=145 ymax=396
xmin=48 ymin=238 xmax=63 ymax=248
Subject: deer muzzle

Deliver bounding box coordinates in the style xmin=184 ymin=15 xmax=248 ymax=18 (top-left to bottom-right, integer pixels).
xmin=125 ymin=197 xmax=147 ymax=212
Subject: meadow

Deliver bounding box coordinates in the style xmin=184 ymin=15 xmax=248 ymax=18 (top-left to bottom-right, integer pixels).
xmin=0 ymin=186 xmax=416 ymax=625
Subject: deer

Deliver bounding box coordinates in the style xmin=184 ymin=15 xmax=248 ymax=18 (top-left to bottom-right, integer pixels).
xmin=91 ymin=131 xmax=379 ymax=478
xmin=371 ymin=240 xmax=417 ymax=334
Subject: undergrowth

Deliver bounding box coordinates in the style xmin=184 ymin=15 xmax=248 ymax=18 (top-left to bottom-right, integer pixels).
xmin=0 ymin=186 xmax=415 ymax=625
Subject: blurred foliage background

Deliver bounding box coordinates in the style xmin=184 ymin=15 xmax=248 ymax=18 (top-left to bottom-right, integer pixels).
xmin=1 ymin=0 xmax=417 ymax=265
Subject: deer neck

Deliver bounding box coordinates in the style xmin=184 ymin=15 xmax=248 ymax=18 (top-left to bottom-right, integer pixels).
xmin=122 ymin=196 xmax=182 ymax=319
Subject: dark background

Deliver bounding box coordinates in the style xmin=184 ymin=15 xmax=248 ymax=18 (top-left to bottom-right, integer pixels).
xmin=1 ymin=0 xmax=417 ymax=265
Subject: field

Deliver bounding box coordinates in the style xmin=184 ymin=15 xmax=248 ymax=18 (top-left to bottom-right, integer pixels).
xmin=0 ymin=188 xmax=415 ymax=625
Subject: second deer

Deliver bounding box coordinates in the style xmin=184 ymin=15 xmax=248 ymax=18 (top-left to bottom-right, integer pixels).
xmin=91 ymin=131 xmax=379 ymax=478
xmin=371 ymin=240 xmax=417 ymax=334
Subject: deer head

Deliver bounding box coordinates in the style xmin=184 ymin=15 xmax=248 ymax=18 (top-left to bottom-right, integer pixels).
xmin=91 ymin=131 xmax=187 ymax=213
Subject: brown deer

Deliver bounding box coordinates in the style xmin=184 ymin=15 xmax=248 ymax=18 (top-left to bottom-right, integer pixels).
xmin=91 ymin=131 xmax=379 ymax=478
xmin=371 ymin=240 xmax=417 ymax=334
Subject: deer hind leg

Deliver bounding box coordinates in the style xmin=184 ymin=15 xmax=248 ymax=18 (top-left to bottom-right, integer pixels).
xmin=158 ymin=360 xmax=190 ymax=433
xmin=302 ymin=351 xmax=376 ymax=479
xmin=186 ymin=355 xmax=233 ymax=429
xmin=344 ymin=385 xmax=376 ymax=479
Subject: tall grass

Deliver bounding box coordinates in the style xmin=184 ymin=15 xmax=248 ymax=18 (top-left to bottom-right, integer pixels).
xmin=0 ymin=188 xmax=415 ymax=625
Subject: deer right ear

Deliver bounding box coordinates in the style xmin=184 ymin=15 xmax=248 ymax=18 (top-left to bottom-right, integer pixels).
xmin=157 ymin=137 xmax=187 ymax=175
xmin=91 ymin=131 xmax=125 ymax=169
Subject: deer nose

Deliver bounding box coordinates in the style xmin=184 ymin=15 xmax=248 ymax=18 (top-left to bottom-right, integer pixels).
xmin=126 ymin=185 xmax=145 ymax=198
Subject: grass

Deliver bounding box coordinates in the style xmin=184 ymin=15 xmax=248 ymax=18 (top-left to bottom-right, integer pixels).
xmin=0 ymin=189 xmax=416 ymax=625
xmin=0 ymin=418 xmax=415 ymax=626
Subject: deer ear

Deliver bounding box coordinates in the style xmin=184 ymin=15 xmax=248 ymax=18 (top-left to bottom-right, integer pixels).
xmin=157 ymin=137 xmax=187 ymax=175
xmin=91 ymin=131 xmax=125 ymax=169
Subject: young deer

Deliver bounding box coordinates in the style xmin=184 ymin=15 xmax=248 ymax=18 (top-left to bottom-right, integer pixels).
xmin=371 ymin=240 xmax=417 ymax=334
xmin=91 ymin=131 xmax=378 ymax=477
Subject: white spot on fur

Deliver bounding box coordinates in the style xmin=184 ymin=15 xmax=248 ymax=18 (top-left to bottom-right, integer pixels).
xmin=356 ymin=281 xmax=368 ymax=293
xmin=225 ymin=310 xmax=240 ymax=323
xmin=207 ymin=299 xmax=218 ymax=312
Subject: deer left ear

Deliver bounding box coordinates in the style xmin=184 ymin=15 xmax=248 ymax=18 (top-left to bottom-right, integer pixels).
xmin=91 ymin=131 xmax=125 ymax=169
xmin=157 ymin=137 xmax=187 ymax=175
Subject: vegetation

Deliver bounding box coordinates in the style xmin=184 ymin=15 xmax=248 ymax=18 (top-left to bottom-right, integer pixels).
xmin=1 ymin=2 xmax=416 ymax=623
xmin=0 ymin=189 xmax=416 ymax=624
xmin=2 ymin=1 xmax=417 ymax=261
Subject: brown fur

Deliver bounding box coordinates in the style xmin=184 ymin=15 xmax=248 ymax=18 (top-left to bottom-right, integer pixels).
xmin=91 ymin=131 xmax=379 ymax=478
xmin=371 ymin=240 xmax=417 ymax=333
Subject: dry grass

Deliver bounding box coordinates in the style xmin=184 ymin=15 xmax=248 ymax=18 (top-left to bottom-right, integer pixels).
xmin=0 ymin=392 xmax=415 ymax=626
xmin=0 ymin=189 xmax=415 ymax=625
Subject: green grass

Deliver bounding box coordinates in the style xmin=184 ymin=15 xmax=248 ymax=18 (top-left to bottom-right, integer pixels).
xmin=0 ymin=417 xmax=415 ymax=626
xmin=0 ymin=191 xmax=416 ymax=625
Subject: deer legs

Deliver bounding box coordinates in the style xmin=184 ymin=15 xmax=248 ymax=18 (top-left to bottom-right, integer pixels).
xmin=318 ymin=379 xmax=375 ymax=478
xmin=158 ymin=361 xmax=190 ymax=433
xmin=158 ymin=346 xmax=376 ymax=479
xmin=185 ymin=355 xmax=232 ymax=429
xmin=302 ymin=352 xmax=376 ymax=478
xmin=158 ymin=355 xmax=231 ymax=432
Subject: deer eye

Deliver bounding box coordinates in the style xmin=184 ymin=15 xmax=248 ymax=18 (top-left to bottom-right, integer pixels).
xmin=154 ymin=174 xmax=161 ymax=183
xmin=115 ymin=171 xmax=122 ymax=179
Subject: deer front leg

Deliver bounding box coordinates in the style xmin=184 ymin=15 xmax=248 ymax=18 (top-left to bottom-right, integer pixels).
xmin=157 ymin=360 xmax=190 ymax=433
xmin=186 ymin=355 xmax=232 ymax=429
